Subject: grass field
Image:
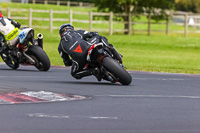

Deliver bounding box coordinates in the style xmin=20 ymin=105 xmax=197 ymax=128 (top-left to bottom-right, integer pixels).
xmin=42 ymin=30 xmax=200 ymax=74
xmin=1 ymin=3 xmax=200 ymax=74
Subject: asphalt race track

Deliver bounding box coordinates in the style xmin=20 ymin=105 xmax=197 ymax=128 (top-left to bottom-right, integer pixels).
xmin=1 ymin=63 xmax=200 ymax=133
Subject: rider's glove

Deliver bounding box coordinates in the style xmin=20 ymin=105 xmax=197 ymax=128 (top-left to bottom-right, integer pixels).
xmin=16 ymin=22 xmax=21 ymax=28
xmin=87 ymin=31 xmax=99 ymax=38
xmin=7 ymin=18 xmax=21 ymax=28
xmin=92 ymin=32 xmax=99 ymax=35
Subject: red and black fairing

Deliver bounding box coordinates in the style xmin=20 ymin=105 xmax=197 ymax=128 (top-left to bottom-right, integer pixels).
xmin=86 ymin=43 xmax=108 ymax=65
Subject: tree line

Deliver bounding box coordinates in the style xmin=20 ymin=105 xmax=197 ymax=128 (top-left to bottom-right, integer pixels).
xmin=175 ymin=0 xmax=200 ymax=13
xmin=57 ymin=0 xmax=92 ymax=3
xmin=60 ymin=0 xmax=200 ymax=34
xmin=63 ymin=0 xmax=200 ymax=14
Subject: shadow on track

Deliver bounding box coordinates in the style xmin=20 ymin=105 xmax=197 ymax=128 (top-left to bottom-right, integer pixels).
xmin=0 ymin=68 xmax=41 ymax=72
xmin=42 ymin=80 xmax=122 ymax=86
xmin=65 ymin=81 xmax=122 ymax=86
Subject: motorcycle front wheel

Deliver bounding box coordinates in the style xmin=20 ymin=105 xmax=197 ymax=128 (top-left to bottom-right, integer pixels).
xmin=1 ymin=53 xmax=19 ymax=69
xmin=26 ymin=45 xmax=50 ymax=71
xmin=101 ymin=57 xmax=132 ymax=85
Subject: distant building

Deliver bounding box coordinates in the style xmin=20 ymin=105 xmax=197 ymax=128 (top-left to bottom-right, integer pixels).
xmin=0 ymin=0 xmax=10 ymax=2
xmin=172 ymin=11 xmax=200 ymax=28
xmin=21 ymin=0 xmax=28 ymax=3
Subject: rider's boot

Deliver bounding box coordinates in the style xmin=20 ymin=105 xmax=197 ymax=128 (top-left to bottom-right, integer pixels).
xmin=72 ymin=68 xmax=102 ymax=81
xmin=92 ymin=68 xmax=103 ymax=81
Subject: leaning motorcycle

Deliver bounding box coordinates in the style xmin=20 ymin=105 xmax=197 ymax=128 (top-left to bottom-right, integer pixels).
xmin=0 ymin=28 xmax=50 ymax=71
xmin=86 ymin=41 xmax=132 ymax=85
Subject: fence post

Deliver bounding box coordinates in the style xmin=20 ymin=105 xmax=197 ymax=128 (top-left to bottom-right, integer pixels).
xmin=44 ymin=0 xmax=48 ymax=5
xmin=128 ymin=12 xmax=132 ymax=35
xmin=69 ymin=10 xmax=73 ymax=25
xmin=166 ymin=16 xmax=169 ymax=36
xmin=184 ymin=14 xmax=188 ymax=37
xmin=79 ymin=2 xmax=83 ymax=7
xmin=29 ymin=8 xmax=32 ymax=27
xmin=32 ymin=0 xmax=35 ymax=4
xmin=67 ymin=1 xmax=70 ymax=6
xmin=147 ymin=13 xmax=151 ymax=36
xmin=7 ymin=7 xmax=11 ymax=18
xmin=57 ymin=1 xmax=60 ymax=6
xmin=50 ymin=9 xmax=53 ymax=32
xmin=89 ymin=11 xmax=93 ymax=32
xmin=109 ymin=12 xmax=113 ymax=35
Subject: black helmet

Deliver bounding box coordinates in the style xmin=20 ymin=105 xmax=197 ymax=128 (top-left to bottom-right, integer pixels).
xmin=59 ymin=23 xmax=74 ymax=37
xmin=0 ymin=11 xmax=6 ymax=26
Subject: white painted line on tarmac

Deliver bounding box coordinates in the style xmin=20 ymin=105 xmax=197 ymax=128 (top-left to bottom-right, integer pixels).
xmin=27 ymin=113 xmax=118 ymax=120
xmin=95 ymin=95 xmax=200 ymax=99
xmin=27 ymin=113 xmax=69 ymax=119
xmin=90 ymin=117 xmax=118 ymax=120
xmin=133 ymin=78 xmax=185 ymax=81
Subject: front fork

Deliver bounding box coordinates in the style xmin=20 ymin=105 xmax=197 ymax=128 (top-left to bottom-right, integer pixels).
xmin=23 ymin=51 xmax=35 ymax=64
xmin=17 ymin=43 xmax=35 ymax=64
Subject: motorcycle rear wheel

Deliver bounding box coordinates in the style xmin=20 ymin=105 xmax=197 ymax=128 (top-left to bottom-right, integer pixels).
xmin=101 ymin=57 xmax=132 ymax=85
xmin=26 ymin=45 xmax=50 ymax=71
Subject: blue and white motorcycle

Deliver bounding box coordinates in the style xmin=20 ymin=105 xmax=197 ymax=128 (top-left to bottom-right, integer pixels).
xmin=1 ymin=28 xmax=50 ymax=71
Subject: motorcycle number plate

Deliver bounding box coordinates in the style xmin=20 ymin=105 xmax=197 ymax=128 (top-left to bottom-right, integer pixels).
xmin=19 ymin=32 xmax=25 ymax=40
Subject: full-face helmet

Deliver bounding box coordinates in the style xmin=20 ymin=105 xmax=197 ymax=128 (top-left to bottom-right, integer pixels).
xmin=59 ymin=23 xmax=74 ymax=37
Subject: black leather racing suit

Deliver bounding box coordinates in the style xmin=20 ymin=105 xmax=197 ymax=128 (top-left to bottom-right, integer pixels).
xmin=58 ymin=29 xmax=100 ymax=79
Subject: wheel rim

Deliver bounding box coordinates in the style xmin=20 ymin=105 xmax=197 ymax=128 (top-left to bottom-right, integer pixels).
xmin=29 ymin=55 xmax=44 ymax=70
xmin=1 ymin=54 xmax=19 ymax=69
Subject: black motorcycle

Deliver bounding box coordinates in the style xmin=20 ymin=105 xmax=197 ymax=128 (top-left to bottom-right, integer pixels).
xmin=0 ymin=28 xmax=50 ymax=71
xmin=86 ymin=40 xmax=132 ymax=85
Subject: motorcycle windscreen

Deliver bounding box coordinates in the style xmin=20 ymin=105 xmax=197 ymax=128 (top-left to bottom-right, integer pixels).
xmin=19 ymin=28 xmax=33 ymax=44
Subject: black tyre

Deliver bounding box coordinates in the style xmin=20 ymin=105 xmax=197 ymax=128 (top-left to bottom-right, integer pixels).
xmin=26 ymin=45 xmax=50 ymax=71
xmin=101 ymin=57 xmax=132 ymax=85
xmin=1 ymin=54 xmax=19 ymax=69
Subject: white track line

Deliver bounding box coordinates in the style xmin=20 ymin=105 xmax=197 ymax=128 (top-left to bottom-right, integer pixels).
xmin=27 ymin=113 xmax=118 ymax=120
xmin=95 ymin=95 xmax=200 ymax=99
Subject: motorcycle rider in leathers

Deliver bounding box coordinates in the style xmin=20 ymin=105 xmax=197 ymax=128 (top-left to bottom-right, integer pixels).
xmin=0 ymin=11 xmax=21 ymax=54
xmin=58 ymin=24 xmax=121 ymax=81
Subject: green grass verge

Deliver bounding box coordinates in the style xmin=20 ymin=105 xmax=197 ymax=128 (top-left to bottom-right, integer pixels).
xmin=4 ymin=28 xmax=198 ymax=75
xmin=107 ymin=34 xmax=200 ymax=74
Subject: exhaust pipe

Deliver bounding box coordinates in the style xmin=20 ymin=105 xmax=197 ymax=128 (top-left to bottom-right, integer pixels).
xmin=37 ymin=33 xmax=43 ymax=49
